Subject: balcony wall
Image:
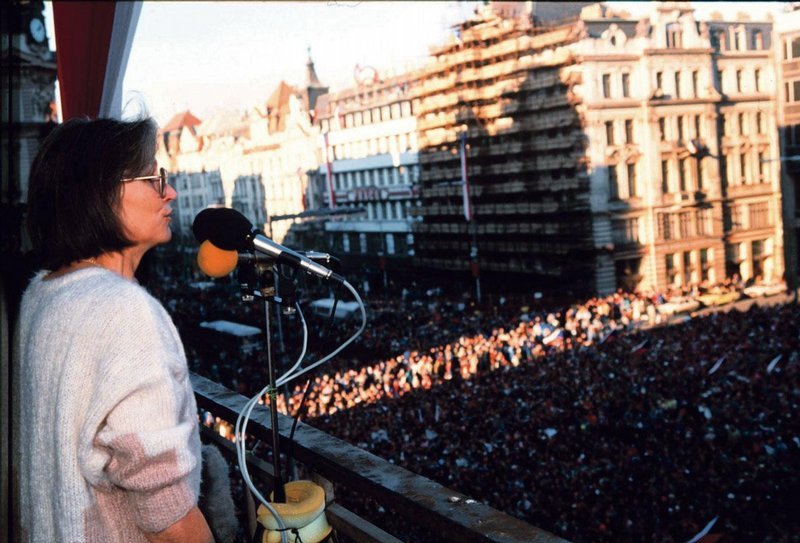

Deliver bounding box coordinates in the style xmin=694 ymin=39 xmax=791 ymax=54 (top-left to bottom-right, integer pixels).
xmin=191 ymin=373 xmax=567 ymax=543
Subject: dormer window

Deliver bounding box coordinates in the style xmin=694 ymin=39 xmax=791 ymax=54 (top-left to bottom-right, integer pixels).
xmin=753 ymin=30 xmax=763 ymax=50
xmin=666 ymin=23 xmax=683 ymax=49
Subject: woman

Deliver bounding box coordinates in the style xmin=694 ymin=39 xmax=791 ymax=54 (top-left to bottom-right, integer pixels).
xmin=15 ymin=117 xmax=213 ymax=542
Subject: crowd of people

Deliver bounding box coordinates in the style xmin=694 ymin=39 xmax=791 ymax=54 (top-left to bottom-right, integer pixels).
xmin=312 ymin=302 xmax=799 ymax=542
xmin=145 ymin=264 xmax=797 ymax=542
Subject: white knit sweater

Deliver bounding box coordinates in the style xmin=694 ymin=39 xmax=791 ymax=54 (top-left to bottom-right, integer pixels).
xmin=14 ymin=267 xmax=202 ymax=542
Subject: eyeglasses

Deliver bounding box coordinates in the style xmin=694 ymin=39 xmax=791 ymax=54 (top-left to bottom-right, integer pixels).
xmin=122 ymin=167 xmax=169 ymax=197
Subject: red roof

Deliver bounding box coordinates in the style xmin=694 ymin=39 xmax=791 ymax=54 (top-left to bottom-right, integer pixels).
xmin=161 ymin=110 xmax=202 ymax=133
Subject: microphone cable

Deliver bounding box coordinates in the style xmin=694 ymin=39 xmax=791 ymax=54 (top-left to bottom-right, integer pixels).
xmin=234 ymin=300 xmax=308 ymax=543
xmin=234 ymin=279 xmax=366 ymax=543
xmin=284 ymin=293 xmax=343 ymax=478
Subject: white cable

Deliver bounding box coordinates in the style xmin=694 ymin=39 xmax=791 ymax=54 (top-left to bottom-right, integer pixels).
xmin=234 ymin=280 xmax=365 ymax=543
xmin=276 ymin=279 xmax=366 ymax=388
xmin=275 ymin=302 xmax=308 ymax=383
xmin=235 ymin=303 xmax=309 ymax=543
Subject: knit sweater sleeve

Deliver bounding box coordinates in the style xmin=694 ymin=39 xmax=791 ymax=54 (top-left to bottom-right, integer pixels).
xmin=80 ymin=281 xmax=201 ymax=534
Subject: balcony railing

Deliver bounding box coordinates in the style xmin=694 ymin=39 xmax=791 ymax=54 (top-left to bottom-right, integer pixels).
xmin=191 ymin=373 xmax=567 ymax=543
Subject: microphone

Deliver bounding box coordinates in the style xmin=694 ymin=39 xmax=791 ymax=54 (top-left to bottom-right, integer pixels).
xmin=197 ymin=240 xmax=238 ymax=277
xmin=193 ymin=208 xmax=343 ymax=283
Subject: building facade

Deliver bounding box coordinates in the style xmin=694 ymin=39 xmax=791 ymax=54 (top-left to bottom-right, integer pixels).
xmin=1 ymin=0 xmax=57 ymax=254
xmin=576 ymin=2 xmax=780 ymax=294
xmin=409 ymin=1 xmax=782 ymax=296
xmin=775 ymin=7 xmax=800 ymax=293
xmin=312 ymin=70 xmax=422 ymax=278
xmin=159 ymin=54 xmax=326 ymax=248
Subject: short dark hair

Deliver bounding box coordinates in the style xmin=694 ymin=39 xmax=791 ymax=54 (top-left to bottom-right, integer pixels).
xmin=26 ymin=117 xmax=158 ymax=270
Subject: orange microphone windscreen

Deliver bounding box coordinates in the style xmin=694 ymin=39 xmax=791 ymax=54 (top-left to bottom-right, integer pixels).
xmin=197 ymin=239 xmax=238 ymax=277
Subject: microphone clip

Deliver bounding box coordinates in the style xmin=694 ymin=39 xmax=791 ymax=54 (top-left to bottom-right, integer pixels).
xmin=237 ymin=253 xmax=299 ymax=311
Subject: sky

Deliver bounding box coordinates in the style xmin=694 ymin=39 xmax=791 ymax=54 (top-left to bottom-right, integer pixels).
xmin=44 ymin=1 xmax=790 ymax=127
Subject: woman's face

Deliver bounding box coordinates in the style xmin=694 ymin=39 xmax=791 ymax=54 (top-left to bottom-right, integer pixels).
xmin=118 ymin=162 xmax=177 ymax=252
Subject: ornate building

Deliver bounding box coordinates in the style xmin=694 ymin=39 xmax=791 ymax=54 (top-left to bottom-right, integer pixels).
xmin=409 ymin=1 xmax=781 ymax=296
xmin=159 ymin=52 xmax=327 ymax=246
xmin=311 ymin=67 xmax=422 ymax=279
xmin=1 ymin=0 xmax=56 ymax=255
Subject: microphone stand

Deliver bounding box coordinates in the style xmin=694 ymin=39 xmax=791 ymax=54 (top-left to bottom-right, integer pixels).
xmin=239 ymin=257 xmax=288 ymax=504
xmin=263 ymin=292 xmax=286 ymax=503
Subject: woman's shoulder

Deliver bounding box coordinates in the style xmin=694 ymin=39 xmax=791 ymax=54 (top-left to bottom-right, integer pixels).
xmin=30 ymin=267 xmax=163 ymax=318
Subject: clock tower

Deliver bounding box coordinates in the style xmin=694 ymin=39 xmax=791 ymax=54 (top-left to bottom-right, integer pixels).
xmin=1 ymin=0 xmax=57 ymax=250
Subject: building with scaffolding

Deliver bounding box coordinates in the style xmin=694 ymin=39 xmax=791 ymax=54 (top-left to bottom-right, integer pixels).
xmin=409 ymin=1 xmax=781 ymax=296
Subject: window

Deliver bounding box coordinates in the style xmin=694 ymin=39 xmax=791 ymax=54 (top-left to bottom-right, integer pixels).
xmin=741 ymin=152 xmax=749 ymax=183
xmin=793 ymin=37 xmax=800 ymax=59
xmin=625 ymin=120 xmax=634 ymax=143
xmin=656 ymin=71 xmax=663 ymax=91
xmin=754 ymin=69 xmax=761 ymax=93
xmin=605 ymin=121 xmax=615 ymax=145
xmin=342 ymin=234 xmax=351 ymax=253
xmin=793 ymin=80 xmax=800 ymax=103
xmin=697 ymin=209 xmax=711 ymax=236
xmin=683 ymin=251 xmax=694 ymax=282
xmin=717 ymin=69 xmax=724 ymax=93
xmin=694 ymin=115 xmax=702 ymax=138
xmin=660 ymin=215 xmax=674 ymax=241
xmin=659 ymin=117 xmax=666 ymax=141
xmin=721 ymin=114 xmax=729 ymax=137
xmin=666 ymin=253 xmax=678 ymax=284
xmin=757 ymin=151 xmax=766 ymax=182
xmin=661 ymin=160 xmax=671 ymax=193
xmin=609 ymin=164 xmax=620 ymax=200
xmin=756 ymin=112 xmax=764 ymax=134
xmin=713 ymin=30 xmax=727 ymax=52
xmin=692 ymin=71 xmax=699 ymax=97
xmin=627 ymin=162 xmax=638 ymax=197
xmin=752 ymin=30 xmax=763 ymax=50
xmin=697 ymin=157 xmax=706 ymax=190
xmin=679 ymin=157 xmax=689 ymax=192
xmin=359 ymin=232 xmax=367 ymax=253
xmin=667 ymin=23 xmax=683 ymax=48
xmin=679 ymin=212 xmax=693 ymax=239
xmin=750 ymin=201 xmax=770 ymax=228
xmin=736 ymin=70 xmax=743 ymax=93
xmin=738 ymin=113 xmax=746 ymax=135
xmin=612 ymin=218 xmax=640 ymax=245
xmin=622 ymin=73 xmax=631 ymax=97
xmin=602 ymin=74 xmax=611 ymax=98
xmin=674 ymin=71 xmax=681 ymax=98
xmin=733 ymin=28 xmax=742 ymax=51
xmin=677 ymin=116 xmax=685 ymax=143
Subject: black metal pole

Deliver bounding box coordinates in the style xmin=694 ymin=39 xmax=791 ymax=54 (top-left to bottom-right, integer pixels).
xmin=264 ymin=297 xmax=285 ymax=503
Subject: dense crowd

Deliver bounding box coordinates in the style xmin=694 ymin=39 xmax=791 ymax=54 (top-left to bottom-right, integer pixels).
xmin=145 ymin=264 xmax=797 ymax=542
xmin=312 ymin=302 xmax=800 ymax=542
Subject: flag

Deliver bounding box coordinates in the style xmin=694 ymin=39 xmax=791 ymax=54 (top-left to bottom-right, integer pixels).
xmin=767 ymin=354 xmax=782 ymax=373
xmin=600 ymin=328 xmax=618 ymax=345
xmin=630 ymin=339 xmax=650 ymax=356
xmin=708 ymin=355 xmax=726 ymax=375
xmin=460 ymin=131 xmax=472 ymax=222
xmin=686 ymin=516 xmax=720 ymax=543
xmin=543 ymin=328 xmax=565 ymax=346
xmin=322 ymin=132 xmax=336 ymax=209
